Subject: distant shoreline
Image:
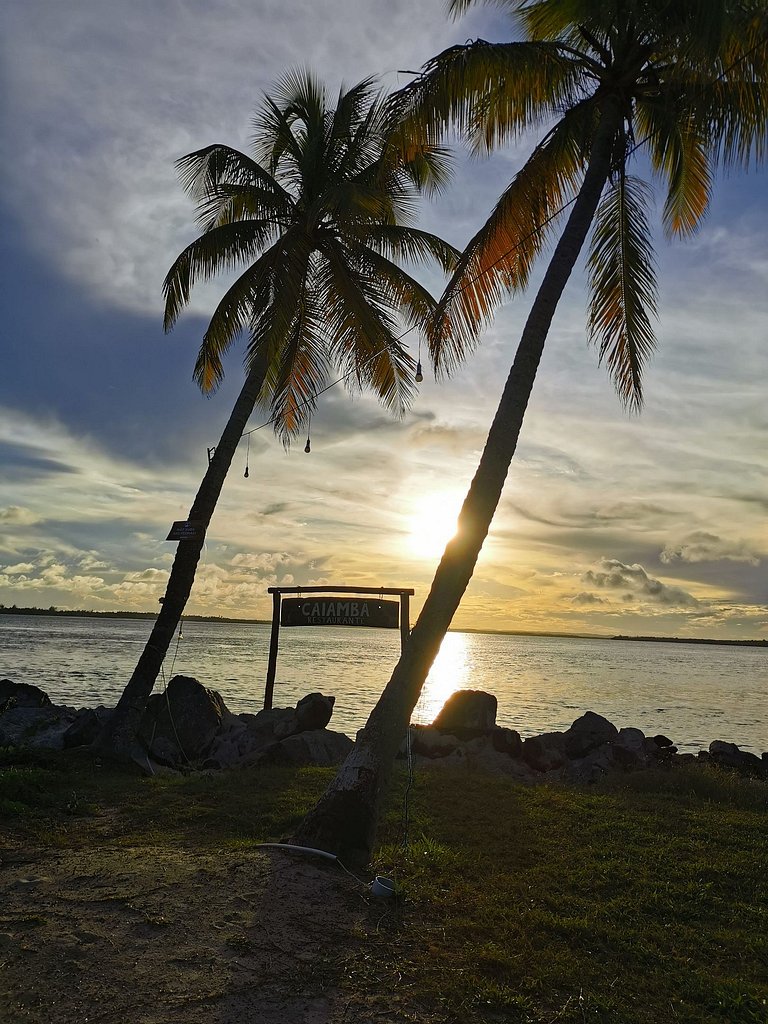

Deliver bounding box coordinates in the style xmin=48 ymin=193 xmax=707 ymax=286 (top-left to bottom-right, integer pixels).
xmin=1 ymin=605 xmax=765 ymax=647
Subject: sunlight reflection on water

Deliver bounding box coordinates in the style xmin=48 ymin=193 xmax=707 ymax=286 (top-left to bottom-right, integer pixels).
xmin=414 ymin=632 xmax=470 ymax=725
xmin=1 ymin=615 xmax=766 ymax=752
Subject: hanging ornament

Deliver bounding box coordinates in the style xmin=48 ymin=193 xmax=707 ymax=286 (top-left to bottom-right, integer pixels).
xmin=244 ymin=434 xmax=250 ymax=478
xmin=304 ymin=410 xmax=312 ymax=454
xmin=415 ymin=339 xmax=423 ymax=383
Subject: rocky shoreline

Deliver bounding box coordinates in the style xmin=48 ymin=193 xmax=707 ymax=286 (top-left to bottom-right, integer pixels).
xmin=1 ymin=679 xmax=765 ymax=782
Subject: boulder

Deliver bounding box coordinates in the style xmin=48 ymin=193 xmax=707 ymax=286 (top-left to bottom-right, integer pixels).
xmin=410 ymin=726 xmax=459 ymax=759
xmin=272 ymin=729 xmax=353 ymax=767
xmin=0 ymin=680 xmax=52 ymax=711
xmin=652 ymin=734 xmax=674 ymax=748
xmin=491 ymin=726 xmax=523 ymax=758
xmin=563 ymin=744 xmax=617 ymax=783
xmin=564 ymin=712 xmax=619 ymax=758
xmin=612 ymin=727 xmax=648 ymax=769
xmin=62 ymin=706 xmax=109 ymax=749
xmin=0 ymin=705 xmax=78 ymax=749
xmin=256 ymin=694 xmax=336 ymax=740
xmin=432 ymin=690 xmax=497 ymax=738
xmin=522 ymin=732 xmax=568 ymax=772
xmin=709 ymin=740 xmax=765 ymax=775
xmin=295 ymin=693 xmax=335 ymax=731
xmin=139 ymin=675 xmax=229 ymax=761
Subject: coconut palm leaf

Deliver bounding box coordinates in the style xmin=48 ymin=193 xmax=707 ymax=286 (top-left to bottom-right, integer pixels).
xmin=587 ymin=173 xmax=658 ymax=409
xmin=162 ymin=219 xmax=282 ymax=332
xmin=393 ymin=39 xmax=580 ymax=150
xmin=429 ymin=96 xmax=596 ymax=372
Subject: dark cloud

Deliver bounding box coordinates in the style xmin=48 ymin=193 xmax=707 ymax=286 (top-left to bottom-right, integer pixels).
xmin=571 ymin=591 xmax=606 ymax=605
xmin=0 ymin=441 xmax=79 ymax=480
xmin=582 ymin=558 xmax=699 ymax=607
xmin=0 ymin=212 xmax=260 ymax=468
xmin=661 ymin=531 xmax=761 ymax=566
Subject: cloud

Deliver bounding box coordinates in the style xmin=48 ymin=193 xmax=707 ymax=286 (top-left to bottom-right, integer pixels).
xmin=0 ymin=507 xmax=41 ymax=526
xmin=582 ymin=559 xmax=699 ymax=608
xmin=571 ymin=591 xmax=606 ymax=605
xmin=660 ymin=531 xmax=761 ymax=566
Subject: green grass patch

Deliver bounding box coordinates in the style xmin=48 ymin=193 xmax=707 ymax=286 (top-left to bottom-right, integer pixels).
xmin=1 ymin=750 xmax=766 ymax=1023
xmin=370 ymin=765 xmax=768 ymax=1023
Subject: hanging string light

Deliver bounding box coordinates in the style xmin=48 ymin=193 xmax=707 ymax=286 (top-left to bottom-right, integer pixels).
xmin=415 ymin=337 xmax=423 ymax=383
xmin=304 ymin=410 xmax=312 ymax=454
xmin=243 ymin=434 xmax=250 ymax=478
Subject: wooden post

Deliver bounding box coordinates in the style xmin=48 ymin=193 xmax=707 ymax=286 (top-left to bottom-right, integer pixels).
xmin=399 ymin=592 xmax=410 ymax=654
xmin=264 ymin=590 xmax=281 ymax=710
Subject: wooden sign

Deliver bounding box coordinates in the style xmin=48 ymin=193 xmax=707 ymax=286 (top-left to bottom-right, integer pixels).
xmin=280 ymin=596 xmax=399 ymax=629
xmin=166 ymin=520 xmax=206 ymax=541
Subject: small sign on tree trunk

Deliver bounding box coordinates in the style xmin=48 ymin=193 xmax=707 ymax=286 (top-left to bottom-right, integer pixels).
xmin=166 ymin=520 xmax=206 ymax=542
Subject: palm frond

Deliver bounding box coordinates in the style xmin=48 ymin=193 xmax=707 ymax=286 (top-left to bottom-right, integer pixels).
xmin=319 ymin=241 xmax=415 ymax=415
xmin=355 ymin=224 xmax=461 ymax=273
xmin=175 ymin=145 xmax=291 ymax=204
xmin=163 ymin=220 xmax=280 ymax=331
xmin=258 ymin=284 xmax=331 ymax=444
xmin=192 ymin=235 xmax=293 ymax=392
xmin=391 ymin=39 xmax=580 ymax=151
xmin=587 ymin=173 xmax=658 ymax=410
xmin=431 ymin=96 xmax=597 ymax=374
xmin=636 ymin=100 xmax=712 ymax=237
xmin=193 ymin=183 xmax=294 ymax=232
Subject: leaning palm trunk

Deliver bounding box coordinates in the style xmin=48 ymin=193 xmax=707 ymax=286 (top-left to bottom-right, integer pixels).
xmin=94 ymin=352 xmax=269 ymax=760
xmin=294 ymin=99 xmax=622 ymax=862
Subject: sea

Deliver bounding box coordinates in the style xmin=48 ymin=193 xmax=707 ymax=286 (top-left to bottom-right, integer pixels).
xmin=1 ymin=614 xmax=765 ymax=754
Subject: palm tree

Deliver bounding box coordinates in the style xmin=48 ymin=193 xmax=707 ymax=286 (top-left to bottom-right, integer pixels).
xmin=96 ymin=70 xmax=462 ymax=759
xmin=295 ymin=0 xmax=768 ymax=860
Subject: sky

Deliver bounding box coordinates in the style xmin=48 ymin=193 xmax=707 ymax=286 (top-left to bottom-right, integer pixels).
xmin=1 ymin=0 xmax=766 ymax=640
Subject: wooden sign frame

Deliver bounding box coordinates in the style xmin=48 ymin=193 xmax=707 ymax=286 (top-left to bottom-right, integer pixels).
xmin=263 ymin=586 xmax=414 ymax=710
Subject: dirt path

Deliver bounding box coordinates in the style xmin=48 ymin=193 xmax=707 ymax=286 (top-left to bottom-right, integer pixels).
xmin=0 ymin=836 xmax=398 ymax=1024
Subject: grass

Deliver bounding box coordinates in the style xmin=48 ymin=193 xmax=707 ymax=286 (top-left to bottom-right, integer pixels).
xmin=1 ymin=746 xmax=766 ymax=1023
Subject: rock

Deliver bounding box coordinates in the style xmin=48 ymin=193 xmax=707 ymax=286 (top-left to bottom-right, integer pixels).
xmin=273 ymin=729 xmax=353 ymax=767
xmin=564 ymin=712 xmax=619 ymax=758
xmin=491 ymin=726 xmax=523 ymax=757
xmin=255 ymin=693 xmax=336 ymax=741
xmin=139 ymin=675 xmax=229 ymax=762
xmin=709 ymin=740 xmax=765 ymax=775
xmin=521 ymin=732 xmax=568 ymax=772
xmin=0 ymin=705 xmax=78 ymax=749
xmin=295 ymin=693 xmax=335 ymax=731
xmin=652 ymin=734 xmax=674 ymax=748
xmin=62 ymin=707 xmax=109 ymax=749
xmin=616 ymin=727 xmax=645 ymax=750
xmin=148 ymin=735 xmax=182 ymax=766
xmin=0 ymin=680 xmax=52 ymax=711
xmin=410 ymin=726 xmax=459 ymax=759
xmin=564 ymin=744 xmax=617 ymax=783
xmin=611 ymin=727 xmax=648 ymax=769
xmin=431 ymin=690 xmax=497 ymax=737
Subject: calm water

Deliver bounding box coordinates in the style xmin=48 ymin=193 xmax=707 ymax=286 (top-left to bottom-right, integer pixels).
xmin=0 ymin=615 xmax=765 ymax=753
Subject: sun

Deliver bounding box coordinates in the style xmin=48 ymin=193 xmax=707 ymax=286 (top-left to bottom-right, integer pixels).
xmin=406 ymin=491 xmax=463 ymax=560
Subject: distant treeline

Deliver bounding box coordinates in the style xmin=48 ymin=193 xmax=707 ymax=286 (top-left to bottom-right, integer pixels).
xmin=613 ymin=635 xmax=766 ymax=648
xmin=0 ymin=605 xmax=268 ymax=625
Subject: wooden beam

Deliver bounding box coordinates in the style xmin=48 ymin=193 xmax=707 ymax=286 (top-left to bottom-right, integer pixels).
xmin=267 ymin=585 xmax=414 ymax=596
xmin=263 ymin=590 xmax=281 ymax=710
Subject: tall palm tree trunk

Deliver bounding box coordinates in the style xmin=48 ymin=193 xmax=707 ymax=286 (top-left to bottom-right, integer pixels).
xmin=94 ymin=351 xmax=269 ymax=760
xmin=294 ymin=98 xmax=622 ymax=862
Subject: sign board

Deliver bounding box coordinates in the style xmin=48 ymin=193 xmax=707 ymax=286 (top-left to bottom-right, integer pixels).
xmin=166 ymin=520 xmax=206 ymax=542
xmin=280 ymin=596 xmax=399 ymax=629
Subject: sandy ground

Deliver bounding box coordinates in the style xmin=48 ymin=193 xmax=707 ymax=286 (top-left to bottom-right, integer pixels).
xmin=0 ymin=830 xmax=415 ymax=1024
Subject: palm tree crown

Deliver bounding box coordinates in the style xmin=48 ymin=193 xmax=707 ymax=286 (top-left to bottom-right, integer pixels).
xmin=395 ymin=0 xmax=768 ymax=407
xmin=164 ymin=70 xmax=459 ymax=442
